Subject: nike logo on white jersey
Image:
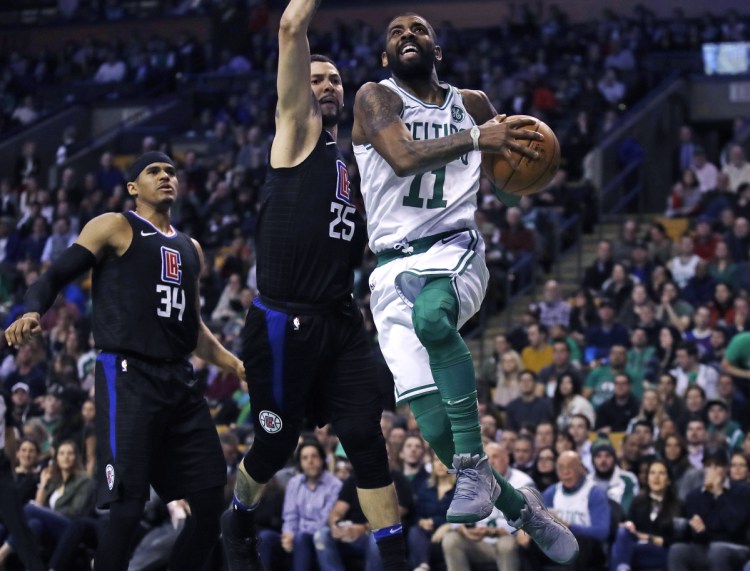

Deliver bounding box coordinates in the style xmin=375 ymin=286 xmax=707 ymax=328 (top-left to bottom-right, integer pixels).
xmin=141 ymin=231 xmax=157 ymax=236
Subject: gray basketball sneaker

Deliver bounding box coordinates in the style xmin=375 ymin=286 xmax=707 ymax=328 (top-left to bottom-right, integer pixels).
xmin=508 ymin=487 xmax=579 ymax=565
xmin=446 ymin=453 xmax=501 ymax=523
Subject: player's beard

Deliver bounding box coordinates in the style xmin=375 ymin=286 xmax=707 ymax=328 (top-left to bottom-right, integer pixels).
xmin=322 ymin=106 xmax=340 ymax=128
xmin=390 ymin=48 xmax=435 ymax=81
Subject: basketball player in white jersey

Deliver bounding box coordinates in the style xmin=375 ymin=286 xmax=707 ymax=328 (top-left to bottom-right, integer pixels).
xmin=352 ymin=12 xmax=577 ymax=564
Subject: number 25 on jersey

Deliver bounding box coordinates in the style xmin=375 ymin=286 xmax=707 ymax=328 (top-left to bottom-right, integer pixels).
xmin=329 ymin=202 xmax=356 ymax=241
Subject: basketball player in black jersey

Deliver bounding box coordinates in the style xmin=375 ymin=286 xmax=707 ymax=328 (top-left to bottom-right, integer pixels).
xmin=5 ymin=151 xmax=245 ymax=571
xmin=220 ymin=0 xmax=407 ymax=570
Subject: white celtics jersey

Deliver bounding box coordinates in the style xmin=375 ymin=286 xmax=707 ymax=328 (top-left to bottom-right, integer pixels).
xmin=353 ymin=78 xmax=481 ymax=253
xmin=552 ymin=478 xmax=596 ymax=527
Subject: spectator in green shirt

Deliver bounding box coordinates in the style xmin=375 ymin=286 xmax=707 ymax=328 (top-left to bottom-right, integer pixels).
xmin=627 ymin=327 xmax=655 ymax=390
xmin=722 ymin=331 xmax=750 ymax=397
xmin=706 ymin=399 xmax=744 ymax=452
xmin=584 ymin=345 xmax=637 ymax=409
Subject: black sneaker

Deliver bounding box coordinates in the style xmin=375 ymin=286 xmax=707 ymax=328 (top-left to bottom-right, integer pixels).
xmin=220 ymin=508 xmax=264 ymax=571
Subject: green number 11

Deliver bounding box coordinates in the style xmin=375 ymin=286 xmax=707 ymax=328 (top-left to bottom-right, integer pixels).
xmin=402 ymin=166 xmax=448 ymax=209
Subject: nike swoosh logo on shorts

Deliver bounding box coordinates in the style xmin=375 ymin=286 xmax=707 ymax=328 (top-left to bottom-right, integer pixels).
xmin=141 ymin=231 xmax=157 ymax=236
xmin=442 ymin=234 xmax=462 ymax=244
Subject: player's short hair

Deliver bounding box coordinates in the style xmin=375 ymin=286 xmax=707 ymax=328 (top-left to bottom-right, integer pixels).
xmin=385 ymin=12 xmax=437 ymax=44
xmin=311 ymin=54 xmax=336 ymax=67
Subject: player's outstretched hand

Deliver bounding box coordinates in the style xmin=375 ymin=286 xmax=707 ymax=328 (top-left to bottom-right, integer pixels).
xmin=477 ymin=114 xmax=543 ymax=166
xmin=5 ymin=312 xmax=42 ymax=347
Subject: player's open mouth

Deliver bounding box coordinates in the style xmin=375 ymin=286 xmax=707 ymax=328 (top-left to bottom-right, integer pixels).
xmin=400 ymin=43 xmax=419 ymax=55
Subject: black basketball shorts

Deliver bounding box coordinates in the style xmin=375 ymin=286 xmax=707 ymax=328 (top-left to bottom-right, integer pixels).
xmin=94 ymin=353 xmax=226 ymax=508
xmin=241 ymin=297 xmax=384 ymax=442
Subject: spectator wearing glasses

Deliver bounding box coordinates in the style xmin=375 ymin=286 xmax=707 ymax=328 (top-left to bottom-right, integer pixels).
xmin=531 ymin=447 xmax=559 ymax=492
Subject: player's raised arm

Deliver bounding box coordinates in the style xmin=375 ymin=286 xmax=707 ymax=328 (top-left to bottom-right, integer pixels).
xmin=352 ymin=83 xmax=542 ymax=177
xmin=275 ymin=0 xmax=321 ymax=132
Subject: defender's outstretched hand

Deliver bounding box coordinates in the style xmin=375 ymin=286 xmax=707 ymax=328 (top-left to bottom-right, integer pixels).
xmin=5 ymin=312 xmax=42 ymax=347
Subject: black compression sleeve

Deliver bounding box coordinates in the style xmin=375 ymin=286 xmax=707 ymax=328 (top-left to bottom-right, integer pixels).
xmin=24 ymin=243 xmax=97 ymax=315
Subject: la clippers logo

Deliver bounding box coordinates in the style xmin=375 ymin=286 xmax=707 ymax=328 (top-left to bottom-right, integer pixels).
xmin=258 ymin=410 xmax=282 ymax=434
xmin=335 ymin=160 xmax=352 ymax=205
xmin=160 ymin=246 xmax=182 ymax=285
xmin=105 ymin=464 xmax=115 ymax=491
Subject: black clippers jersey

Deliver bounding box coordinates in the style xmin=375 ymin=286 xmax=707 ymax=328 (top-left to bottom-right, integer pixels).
xmin=92 ymin=211 xmax=200 ymax=360
xmin=256 ymin=130 xmax=367 ymax=304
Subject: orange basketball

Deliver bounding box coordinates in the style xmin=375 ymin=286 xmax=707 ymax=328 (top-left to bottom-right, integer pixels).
xmin=481 ymin=115 xmax=561 ymax=196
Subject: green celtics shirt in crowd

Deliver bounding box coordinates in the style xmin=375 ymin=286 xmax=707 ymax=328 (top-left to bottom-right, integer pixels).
xmin=585 ymin=365 xmax=642 ymax=410
xmin=726 ymin=332 xmax=750 ymax=370
xmin=708 ymin=419 xmax=744 ymax=452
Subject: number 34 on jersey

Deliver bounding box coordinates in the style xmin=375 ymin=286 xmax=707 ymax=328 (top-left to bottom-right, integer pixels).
xmin=157 ymin=246 xmax=186 ymax=321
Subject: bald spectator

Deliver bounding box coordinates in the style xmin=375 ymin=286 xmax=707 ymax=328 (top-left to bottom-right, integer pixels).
xmin=531 ymin=452 xmax=610 ymax=571
xmin=722 ymin=144 xmax=750 ymax=192
xmin=536 ymin=280 xmax=571 ymax=328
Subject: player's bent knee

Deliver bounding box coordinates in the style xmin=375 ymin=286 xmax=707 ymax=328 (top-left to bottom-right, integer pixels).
xmin=412 ymin=295 xmax=455 ymax=347
xmin=334 ymin=414 xmax=391 ymax=489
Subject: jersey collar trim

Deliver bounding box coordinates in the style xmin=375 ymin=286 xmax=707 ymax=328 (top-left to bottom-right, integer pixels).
xmin=129 ymin=211 xmax=177 ymax=238
xmin=385 ymin=78 xmax=454 ymax=110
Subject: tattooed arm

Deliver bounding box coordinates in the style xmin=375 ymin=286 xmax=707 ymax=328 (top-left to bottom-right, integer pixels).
xmin=352 ymin=82 xmax=541 ymax=177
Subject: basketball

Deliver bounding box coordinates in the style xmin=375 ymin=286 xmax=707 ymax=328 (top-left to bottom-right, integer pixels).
xmin=481 ymin=115 xmax=561 ymax=197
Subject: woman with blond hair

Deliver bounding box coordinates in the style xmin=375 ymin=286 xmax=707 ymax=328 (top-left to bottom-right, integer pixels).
xmin=492 ymin=350 xmax=523 ymax=409
xmin=627 ymin=388 xmax=669 ymax=436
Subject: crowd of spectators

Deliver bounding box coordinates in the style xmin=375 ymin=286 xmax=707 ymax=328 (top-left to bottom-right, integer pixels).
xmin=1 ymin=2 xmax=750 ymax=570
